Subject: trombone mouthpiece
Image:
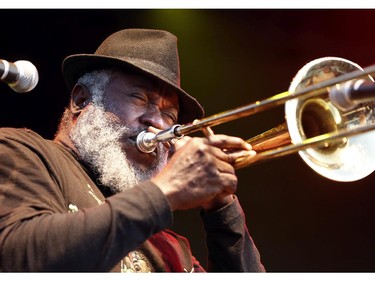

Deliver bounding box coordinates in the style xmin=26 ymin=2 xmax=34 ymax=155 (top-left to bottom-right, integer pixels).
xmin=136 ymin=131 xmax=158 ymax=153
xmin=135 ymin=125 xmax=183 ymax=154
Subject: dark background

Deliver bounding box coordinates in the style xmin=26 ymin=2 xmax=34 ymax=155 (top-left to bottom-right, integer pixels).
xmin=1 ymin=9 xmax=375 ymax=272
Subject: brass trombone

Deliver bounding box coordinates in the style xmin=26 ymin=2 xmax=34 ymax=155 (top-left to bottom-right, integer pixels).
xmin=136 ymin=57 xmax=375 ymax=182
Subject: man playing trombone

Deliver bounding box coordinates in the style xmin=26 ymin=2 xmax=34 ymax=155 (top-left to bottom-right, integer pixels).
xmin=0 ymin=28 xmax=264 ymax=272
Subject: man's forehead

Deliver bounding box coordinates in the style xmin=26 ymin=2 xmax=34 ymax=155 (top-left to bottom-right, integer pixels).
xmin=108 ymin=70 xmax=180 ymax=108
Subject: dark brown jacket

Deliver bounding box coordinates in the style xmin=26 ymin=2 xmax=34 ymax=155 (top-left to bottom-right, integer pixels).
xmin=0 ymin=128 xmax=264 ymax=272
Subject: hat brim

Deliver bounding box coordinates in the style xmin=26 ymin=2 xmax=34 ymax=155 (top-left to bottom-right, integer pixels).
xmin=62 ymin=54 xmax=204 ymax=124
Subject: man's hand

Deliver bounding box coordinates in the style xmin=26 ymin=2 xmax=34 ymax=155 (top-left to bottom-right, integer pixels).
xmin=151 ymin=134 xmax=256 ymax=212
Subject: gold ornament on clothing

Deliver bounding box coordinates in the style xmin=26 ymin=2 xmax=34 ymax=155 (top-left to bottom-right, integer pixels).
xmin=120 ymin=251 xmax=153 ymax=273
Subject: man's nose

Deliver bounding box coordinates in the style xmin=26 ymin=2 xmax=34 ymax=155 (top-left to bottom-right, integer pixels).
xmin=139 ymin=105 xmax=165 ymax=129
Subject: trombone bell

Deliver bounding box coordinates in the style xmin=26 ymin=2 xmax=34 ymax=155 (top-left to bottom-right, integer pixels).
xmin=285 ymin=57 xmax=375 ymax=182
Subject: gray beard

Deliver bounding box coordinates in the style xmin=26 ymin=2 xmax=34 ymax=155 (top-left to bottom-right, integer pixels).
xmin=69 ymin=104 xmax=168 ymax=193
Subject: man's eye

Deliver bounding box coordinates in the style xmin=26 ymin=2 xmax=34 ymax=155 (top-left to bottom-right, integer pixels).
xmin=163 ymin=111 xmax=178 ymax=124
xmin=131 ymin=93 xmax=147 ymax=104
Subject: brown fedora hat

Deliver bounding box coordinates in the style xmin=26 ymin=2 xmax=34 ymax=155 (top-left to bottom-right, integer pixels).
xmin=62 ymin=28 xmax=204 ymax=124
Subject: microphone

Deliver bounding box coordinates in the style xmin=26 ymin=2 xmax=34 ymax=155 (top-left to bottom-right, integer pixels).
xmin=0 ymin=59 xmax=39 ymax=93
xmin=329 ymin=79 xmax=375 ymax=111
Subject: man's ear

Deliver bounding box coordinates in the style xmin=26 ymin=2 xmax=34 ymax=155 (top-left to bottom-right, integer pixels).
xmin=70 ymin=84 xmax=91 ymax=116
